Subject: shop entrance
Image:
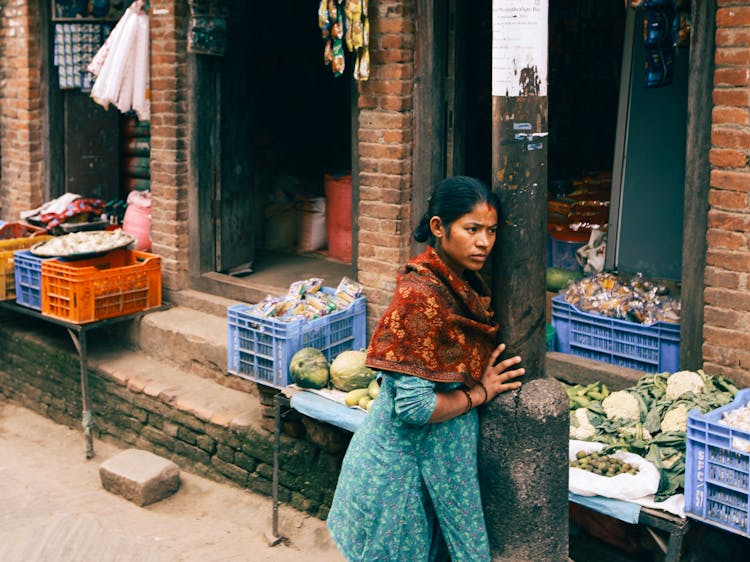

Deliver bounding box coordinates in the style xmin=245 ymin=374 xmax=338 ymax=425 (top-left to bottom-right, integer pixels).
xmin=189 ymin=0 xmax=354 ymax=299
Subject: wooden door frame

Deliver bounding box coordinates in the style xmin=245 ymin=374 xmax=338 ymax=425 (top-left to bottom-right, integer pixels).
xmin=412 ymin=0 xmax=448 ymax=257
xmin=187 ymin=54 xmax=263 ymax=303
xmin=41 ymin=0 xmax=65 ymax=201
xmin=679 ymin=0 xmax=716 ymax=369
xmin=186 ymin=55 xmax=360 ymax=304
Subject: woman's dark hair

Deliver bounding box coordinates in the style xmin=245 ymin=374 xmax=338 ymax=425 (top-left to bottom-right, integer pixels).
xmin=413 ymin=176 xmax=499 ymax=246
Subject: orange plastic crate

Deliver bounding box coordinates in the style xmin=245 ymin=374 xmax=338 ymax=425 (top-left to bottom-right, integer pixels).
xmin=41 ymin=249 xmax=162 ymax=323
xmin=0 ymin=234 xmax=53 ymax=300
xmin=0 ymin=221 xmax=47 ymax=240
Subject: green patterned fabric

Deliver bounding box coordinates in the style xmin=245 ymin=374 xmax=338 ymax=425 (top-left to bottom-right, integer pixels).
xmin=327 ymin=372 xmax=490 ymax=561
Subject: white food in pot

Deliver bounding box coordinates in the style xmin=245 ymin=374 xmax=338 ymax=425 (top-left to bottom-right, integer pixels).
xmin=34 ymin=230 xmax=135 ymax=256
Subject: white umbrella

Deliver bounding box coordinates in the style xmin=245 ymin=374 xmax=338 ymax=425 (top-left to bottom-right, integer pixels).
xmin=87 ymin=0 xmax=150 ymax=121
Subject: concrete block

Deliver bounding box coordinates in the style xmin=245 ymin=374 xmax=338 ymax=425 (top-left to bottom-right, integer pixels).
xmin=99 ymin=449 xmax=181 ymax=507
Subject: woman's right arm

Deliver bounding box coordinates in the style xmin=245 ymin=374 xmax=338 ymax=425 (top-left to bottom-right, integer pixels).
xmin=427 ymin=343 xmax=524 ymax=423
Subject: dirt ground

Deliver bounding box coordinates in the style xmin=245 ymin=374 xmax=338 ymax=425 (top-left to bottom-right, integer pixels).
xmin=0 ymin=401 xmax=345 ymax=562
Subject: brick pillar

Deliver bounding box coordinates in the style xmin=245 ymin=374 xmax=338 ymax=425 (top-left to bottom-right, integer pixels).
xmin=356 ymin=0 xmax=417 ymax=324
xmin=148 ymin=0 xmax=190 ymax=291
xmin=0 ymin=2 xmax=44 ymax=220
xmin=704 ymin=3 xmax=750 ymax=388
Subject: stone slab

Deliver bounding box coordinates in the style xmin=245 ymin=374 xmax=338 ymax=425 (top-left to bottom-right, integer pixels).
xmin=99 ymin=449 xmax=181 ymax=507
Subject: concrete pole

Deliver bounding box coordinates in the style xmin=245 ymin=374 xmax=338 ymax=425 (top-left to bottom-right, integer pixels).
xmin=479 ymin=3 xmax=569 ymax=560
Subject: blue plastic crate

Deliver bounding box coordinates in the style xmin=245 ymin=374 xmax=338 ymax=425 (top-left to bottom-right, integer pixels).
xmin=13 ymin=249 xmax=47 ymax=310
xmin=549 ymin=234 xmax=585 ymax=272
xmin=686 ymin=389 xmax=750 ymax=538
xmin=227 ymin=290 xmax=366 ymax=389
xmin=551 ymin=295 xmax=679 ymax=373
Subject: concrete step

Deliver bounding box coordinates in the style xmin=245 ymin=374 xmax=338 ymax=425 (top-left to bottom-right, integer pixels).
xmin=120 ymin=304 xmax=255 ymax=394
xmin=166 ymin=288 xmax=241 ymax=319
xmin=87 ymin=343 xmax=261 ymax=427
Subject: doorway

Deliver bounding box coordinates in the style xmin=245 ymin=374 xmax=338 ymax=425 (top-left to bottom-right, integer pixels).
xmin=189 ymin=0 xmax=355 ymax=301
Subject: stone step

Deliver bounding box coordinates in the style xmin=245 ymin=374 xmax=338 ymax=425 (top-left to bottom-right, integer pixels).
xmin=121 ymin=304 xmax=255 ymax=394
xmin=166 ymin=288 xmax=240 ymax=319
xmin=87 ymin=343 xmax=261 ymax=428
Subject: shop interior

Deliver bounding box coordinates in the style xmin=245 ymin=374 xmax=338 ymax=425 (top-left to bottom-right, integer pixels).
xmin=44 ymin=1 xmax=689 ymax=297
xmin=222 ymin=0 xmax=355 ymax=287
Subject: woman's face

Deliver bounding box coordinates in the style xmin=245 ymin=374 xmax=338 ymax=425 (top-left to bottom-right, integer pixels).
xmin=430 ymin=202 xmax=498 ymax=275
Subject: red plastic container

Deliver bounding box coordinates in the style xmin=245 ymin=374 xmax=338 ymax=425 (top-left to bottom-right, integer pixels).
xmin=324 ymin=173 xmax=352 ymax=263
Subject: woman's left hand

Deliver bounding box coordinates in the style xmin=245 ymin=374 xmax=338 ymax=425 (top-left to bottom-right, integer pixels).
xmin=478 ymin=343 xmax=524 ymax=402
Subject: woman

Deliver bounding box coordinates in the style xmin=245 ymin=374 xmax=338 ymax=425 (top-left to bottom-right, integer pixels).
xmin=327 ymin=176 xmax=525 ymax=561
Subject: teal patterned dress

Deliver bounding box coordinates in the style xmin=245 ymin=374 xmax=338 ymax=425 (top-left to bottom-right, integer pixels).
xmin=327 ymin=371 xmax=491 ymax=562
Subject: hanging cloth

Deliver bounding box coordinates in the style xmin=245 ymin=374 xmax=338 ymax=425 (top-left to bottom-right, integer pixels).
xmin=87 ymin=0 xmax=150 ymax=120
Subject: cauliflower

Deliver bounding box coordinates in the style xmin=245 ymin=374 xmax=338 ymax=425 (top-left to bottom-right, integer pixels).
xmin=602 ymin=390 xmax=640 ymax=421
xmin=570 ymin=408 xmax=597 ymax=440
xmin=665 ymin=370 xmax=705 ymax=400
xmin=660 ymin=402 xmax=691 ymax=433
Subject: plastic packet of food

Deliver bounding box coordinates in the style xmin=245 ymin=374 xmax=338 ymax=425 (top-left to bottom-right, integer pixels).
xmin=288 ymin=278 xmax=323 ymax=299
xmin=250 ymin=296 xmax=280 ymax=318
xmin=332 ymin=38 xmax=345 ymax=75
xmin=323 ymin=39 xmax=333 ymax=65
xmin=357 ymin=47 xmax=369 ymax=80
xmin=336 ymin=276 xmax=363 ymax=304
xmin=318 ymin=0 xmax=330 ymax=32
xmin=327 ymin=0 xmax=338 ymax=23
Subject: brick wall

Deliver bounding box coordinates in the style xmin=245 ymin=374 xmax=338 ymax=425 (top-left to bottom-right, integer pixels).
xmin=356 ymin=0 xmax=417 ymax=323
xmin=148 ymin=0 xmax=190 ymax=292
xmin=0 ymin=319 xmax=345 ymax=519
xmin=0 ymin=2 xmax=44 ymax=219
xmin=705 ymin=2 xmax=750 ymax=387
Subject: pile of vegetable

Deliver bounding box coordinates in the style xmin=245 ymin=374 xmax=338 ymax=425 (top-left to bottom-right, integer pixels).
xmin=566 ymin=370 xmax=738 ymax=501
xmin=289 ymin=347 xmax=380 ymax=411
xmin=570 ymin=450 xmax=639 ymax=477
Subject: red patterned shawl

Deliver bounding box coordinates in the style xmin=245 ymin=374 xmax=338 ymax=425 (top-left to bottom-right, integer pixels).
xmin=365 ymin=246 xmax=499 ymax=383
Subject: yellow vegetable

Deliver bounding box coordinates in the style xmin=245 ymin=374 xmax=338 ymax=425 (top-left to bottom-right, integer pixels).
xmin=358 ymin=395 xmax=372 ymax=410
xmin=345 ymin=387 xmax=370 ymax=407
xmin=368 ymin=378 xmax=380 ymax=399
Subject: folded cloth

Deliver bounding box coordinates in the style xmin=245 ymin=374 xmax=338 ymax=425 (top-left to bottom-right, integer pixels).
xmin=40 ymin=198 xmax=107 ymax=231
xmin=20 ymin=193 xmax=82 ymax=221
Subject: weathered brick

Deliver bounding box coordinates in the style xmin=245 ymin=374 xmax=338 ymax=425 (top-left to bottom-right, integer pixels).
xmin=234 ymin=451 xmax=257 ymax=473
xmin=707 ymin=227 xmax=747 ymax=250
xmin=716 ymin=27 xmax=750 ymax=48
xmin=176 ymin=425 xmax=199 ymax=446
xmin=210 ymin=456 xmax=249 ymax=486
xmin=708 ymin=187 xmax=749 ymax=209
xmin=707 ymin=249 xmax=750 ymax=272
xmin=173 ymin=440 xmax=211 ymax=466
xmin=710 ymin=148 xmax=748 ymax=168
xmin=712 ymin=126 xmax=750 ymax=149
xmin=705 ymin=286 xmax=750 ymax=311
xmin=141 ymin=425 xmax=176 ymax=451
xmin=246 ymin=472 xmax=272 ymax=497
xmin=708 ymin=209 xmax=750 ymax=231
xmin=715 ymin=67 xmax=750 ymax=86
xmin=705 ymin=266 xmax=741 ymax=289
xmin=711 ymin=170 xmax=750 ymax=193
xmin=717 ymin=6 xmax=750 ymax=27
xmin=196 ymin=434 xmax=216 ymax=454
xmin=704 ymin=305 xmax=741 ymax=329
xmin=704 ymin=325 xmax=750 ymax=349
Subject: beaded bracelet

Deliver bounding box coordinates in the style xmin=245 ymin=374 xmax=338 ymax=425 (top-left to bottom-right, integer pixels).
xmin=476 ymin=381 xmax=488 ymax=405
xmin=460 ymin=387 xmax=473 ymax=415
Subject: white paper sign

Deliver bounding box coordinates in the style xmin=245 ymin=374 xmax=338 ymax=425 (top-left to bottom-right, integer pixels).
xmin=492 ymin=0 xmax=548 ymax=97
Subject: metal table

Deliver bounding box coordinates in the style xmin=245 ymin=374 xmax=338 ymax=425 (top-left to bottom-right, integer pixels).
xmin=569 ymin=493 xmax=690 ymax=561
xmin=271 ymin=388 xmax=366 ymax=545
xmin=0 ymin=300 xmax=167 ymax=459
